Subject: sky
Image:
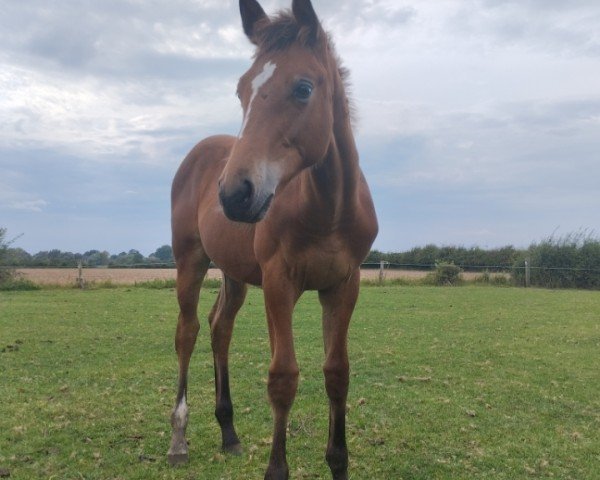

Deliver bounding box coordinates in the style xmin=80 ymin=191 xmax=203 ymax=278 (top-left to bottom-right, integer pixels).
xmin=1 ymin=0 xmax=599 ymax=255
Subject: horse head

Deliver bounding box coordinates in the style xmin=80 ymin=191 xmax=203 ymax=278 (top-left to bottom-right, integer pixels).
xmin=218 ymin=0 xmax=336 ymax=223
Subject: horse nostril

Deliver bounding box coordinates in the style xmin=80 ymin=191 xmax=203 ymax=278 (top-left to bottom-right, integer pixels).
xmin=219 ymin=178 xmax=255 ymax=221
xmin=240 ymin=179 xmax=253 ymax=205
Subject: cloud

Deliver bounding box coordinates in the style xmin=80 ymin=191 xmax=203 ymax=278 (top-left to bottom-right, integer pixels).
xmin=1 ymin=0 xmax=599 ymax=254
xmin=450 ymin=0 xmax=600 ymax=57
xmin=0 ymin=61 xmax=243 ymax=164
xmin=0 ymin=0 xmax=253 ymax=86
xmin=8 ymin=199 xmax=48 ymax=212
xmin=320 ymin=0 xmax=416 ymax=31
xmin=363 ymin=96 xmax=600 ymax=190
xmin=0 ymin=170 xmax=48 ymax=213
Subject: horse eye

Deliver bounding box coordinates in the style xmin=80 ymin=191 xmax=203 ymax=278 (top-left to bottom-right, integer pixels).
xmin=293 ymin=80 xmax=313 ymax=103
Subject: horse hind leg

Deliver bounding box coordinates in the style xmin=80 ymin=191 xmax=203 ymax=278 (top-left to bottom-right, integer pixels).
xmin=168 ymin=247 xmax=210 ymax=466
xmin=208 ymin=274 xmax=247 ymax=454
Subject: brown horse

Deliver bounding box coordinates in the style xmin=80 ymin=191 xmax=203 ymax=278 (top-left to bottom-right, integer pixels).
xmin=167 ymin=0 xmax=378 ymax=478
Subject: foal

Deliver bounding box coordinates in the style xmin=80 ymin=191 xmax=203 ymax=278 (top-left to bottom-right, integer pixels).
xmin=168 ymin=1 xmax=378 ymax=478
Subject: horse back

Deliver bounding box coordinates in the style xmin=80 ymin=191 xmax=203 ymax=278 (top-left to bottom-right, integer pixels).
xmin=172 ymin=135 xmax=235 ymax=208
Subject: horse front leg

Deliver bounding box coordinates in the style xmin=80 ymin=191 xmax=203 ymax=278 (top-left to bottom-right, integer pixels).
xmin=208 ymin=275 xmax=247 ymax=454
xmin=263 ymin=279 xmax=301 ymax=480
xmin=319 ymin=273 xmax=360 ymax=480
xmin=168 ymin=251 xmax=209 ymax=465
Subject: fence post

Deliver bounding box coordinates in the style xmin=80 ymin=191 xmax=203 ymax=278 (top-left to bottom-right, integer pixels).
xmin=77 ymin=261 xmax=84 ymax=289
xmin=525 ymin=259 xmax=531 ymax=288
xmin=378 ymin=260 xmax=387 ymax=285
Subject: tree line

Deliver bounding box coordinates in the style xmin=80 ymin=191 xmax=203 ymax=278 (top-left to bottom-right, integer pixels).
xmin=365 ymin=244 xmax=520 ymax=271
xmin=364 ymin=234 xmax=599 ymax=289
xmin=1 ymin=243 xmax=174 ymax=268
xmin=4 ymin=241 xmax=521 ymax=270
xmin=2 ymin=227 xmax=599 ymax=289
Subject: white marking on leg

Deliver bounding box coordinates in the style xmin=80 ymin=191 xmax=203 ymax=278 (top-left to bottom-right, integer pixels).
xmin=173 ymin=395 xmax=188 ymax=429
xmin=239 ymin=61 xmax=277 ymax=138
xmin=168 ymin=394 xmax=189 ymax=460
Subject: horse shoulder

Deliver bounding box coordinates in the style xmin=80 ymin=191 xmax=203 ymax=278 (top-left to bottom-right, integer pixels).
xmin=172 ymin=135 xmax=236 ymax=253
xmin=354 ymin=170 xmax=379 ymax=249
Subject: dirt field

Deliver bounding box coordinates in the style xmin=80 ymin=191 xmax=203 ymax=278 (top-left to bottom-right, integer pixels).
xmin=16 ymin=267 xmax=494 ymax=286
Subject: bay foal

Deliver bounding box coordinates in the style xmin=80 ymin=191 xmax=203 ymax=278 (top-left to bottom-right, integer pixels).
xmin=168 ymin=1 xmax=378 ymax=478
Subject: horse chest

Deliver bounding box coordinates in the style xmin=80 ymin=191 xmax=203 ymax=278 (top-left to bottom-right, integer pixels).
xmin=283 ymin=235 xmax=357 ymax=290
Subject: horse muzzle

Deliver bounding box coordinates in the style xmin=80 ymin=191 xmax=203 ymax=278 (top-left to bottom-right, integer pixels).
xmin=218 ymin=179 xmax=274 ymax=223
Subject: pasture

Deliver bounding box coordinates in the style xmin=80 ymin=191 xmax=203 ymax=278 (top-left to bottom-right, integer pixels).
xmin=1 ymin=286 xmax=598 ymax=479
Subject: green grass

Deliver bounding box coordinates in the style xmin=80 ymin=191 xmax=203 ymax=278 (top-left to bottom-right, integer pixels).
xmin=1 ymin=286 xmax=599 ymax=479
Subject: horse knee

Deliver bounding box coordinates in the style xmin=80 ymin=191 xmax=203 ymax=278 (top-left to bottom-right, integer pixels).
xmin=175 ymin=317 xmax=200 ymax=352
xmin=267 ymin=368 xmax=299 ymax=410
xmin=323 ymin=363 xmax=349 ymax=401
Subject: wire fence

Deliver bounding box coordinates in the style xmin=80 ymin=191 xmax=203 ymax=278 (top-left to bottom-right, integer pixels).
xmin=361 ymin=262 xmax=600 ymax=274
xmin=3 ymin=261 xmax=600 ymax=273
xmin=3 ymin=258 xmax=600 ymax=292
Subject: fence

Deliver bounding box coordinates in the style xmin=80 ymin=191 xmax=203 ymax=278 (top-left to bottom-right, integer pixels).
xmin=362 ymin=261 xmax=600 ymax=289
xmin=3 ymin=260 xmax=600 ymax=289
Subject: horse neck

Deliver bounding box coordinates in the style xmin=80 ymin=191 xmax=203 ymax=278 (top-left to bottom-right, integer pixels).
xmin=303 ymin=69 xmax=361 ymax=222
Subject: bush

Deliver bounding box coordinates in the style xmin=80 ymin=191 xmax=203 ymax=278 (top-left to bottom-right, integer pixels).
xmin=375 ymin=244 xmax=519 ymax=272
xmin=0 ymin=266 xmax=13 ymax=284
xmin=0 ymin=277 xmax=40 ymax=291
xmin=0 ymin=228 xmax=18 ymax=287
xmin=425 ymin=262 xmax=463 ymax=286
xmin=473 ymin=271 xmax=511 ymax=286
xmin=0 ymin=230 xmax=39 ymax=290
xmin=512 ymin=231 xmax=600 ymax=289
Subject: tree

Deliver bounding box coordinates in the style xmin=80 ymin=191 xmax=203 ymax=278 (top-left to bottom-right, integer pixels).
xmin=4 ymin=247 xmax=32 ymax=266
xmin=109 ymin=250 xmax=143 ymax=266
xmin=0 ymin=228 xmax=17 ymax=285
xmin=364 ymin=249 xmax=383 ymax=264
xmin=127 ymin=249 xmax=144 ymax=265
xmin=0 ymin=228 xmax=8 ymax=268
xmin=151 ymin=245 xmax=174 ymax=263
xmin=85 ymin=250 xmax=110 ymax=266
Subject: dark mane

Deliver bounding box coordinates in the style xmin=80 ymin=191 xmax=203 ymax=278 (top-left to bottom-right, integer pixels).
xmin=254 ymin=11 xmax=319 ymax=53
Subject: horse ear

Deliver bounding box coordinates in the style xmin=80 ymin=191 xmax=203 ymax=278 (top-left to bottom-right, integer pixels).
xmin=292 ymin=0 xmax=320 ymax=44
xmin=239 ymin=0 xmax=268 ymax=43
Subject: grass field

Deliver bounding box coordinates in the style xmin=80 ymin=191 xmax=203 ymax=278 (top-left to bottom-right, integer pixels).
xmin=1 ymin=286 xmax=599 ymax=479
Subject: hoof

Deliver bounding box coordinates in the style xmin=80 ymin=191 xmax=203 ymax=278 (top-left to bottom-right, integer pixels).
xmin=167 ymin=451 xmax=189 ymax=466
xmin=264 ymin=465 xmax=289 ymax=480
xmin=223 ymin=442 xmax=243 ymax=456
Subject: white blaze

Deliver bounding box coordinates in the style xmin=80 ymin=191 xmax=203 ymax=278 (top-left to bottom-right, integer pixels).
xmin=239 ymin=61 xmax=277 ymax=138
xmin=257 ymin=160 xmax=283 ymax=196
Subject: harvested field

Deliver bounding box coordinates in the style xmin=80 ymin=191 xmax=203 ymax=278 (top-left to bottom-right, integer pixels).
xmin=17 ymin=267 xmax=500 ymax=286
xmin=16 ymin=268 xmax=196 ymax=286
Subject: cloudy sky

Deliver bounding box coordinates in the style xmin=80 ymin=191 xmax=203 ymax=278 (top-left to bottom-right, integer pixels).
xmin=1 ymin=0 xmax=599 ymax=255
